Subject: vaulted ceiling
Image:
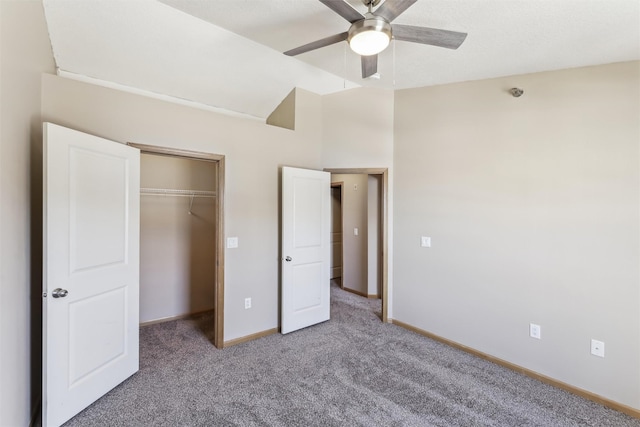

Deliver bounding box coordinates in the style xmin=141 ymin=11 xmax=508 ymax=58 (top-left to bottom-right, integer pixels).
xmin=43 ymin=0 xmax=640 ymax=119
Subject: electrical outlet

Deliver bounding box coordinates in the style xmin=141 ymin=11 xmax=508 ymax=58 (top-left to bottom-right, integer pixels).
xmin=244 ymin=298 xmax=251 ymax=309
xmin=591 ymin=339 xmax=605 ymax=358
xmin=529 ymin=323 xmax=541 ymax=339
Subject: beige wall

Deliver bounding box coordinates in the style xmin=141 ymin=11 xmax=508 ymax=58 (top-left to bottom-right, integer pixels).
xmin=266 ymin=88 xmax=296 ymax=130
xmin=322 ymin=87 xmax=395 ymax=169
xmin=321 ymin=87 xmax=395 ymax=311
xmin=41 ymin=76 xmax=324 ymax=343
xmin=140 ymin=154 xmax=217 ymax=323
xmin=393 ymin=61 xmax=640 ymax=407
xmin=368 ymin=175 xmax=380 ymax=297
xmin=0 ymin=1 xmax=56 ymax=425
xmin=332 ymin=174 xmax=369 ymax=295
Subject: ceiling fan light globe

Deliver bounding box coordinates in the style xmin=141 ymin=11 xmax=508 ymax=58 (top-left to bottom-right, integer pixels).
xmin=348 ymin=15 xmax=392 ymax=56
xmin=350 ymin=30 xmax=390 ymax=56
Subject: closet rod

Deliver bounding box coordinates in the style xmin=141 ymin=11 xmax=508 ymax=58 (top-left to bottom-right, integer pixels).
xmin=140 ymin=187 xmax=216 ymax=198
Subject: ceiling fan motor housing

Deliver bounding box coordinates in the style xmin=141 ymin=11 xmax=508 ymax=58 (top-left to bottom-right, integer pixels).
xmin=348 ymin=13 xmax=392 ymax=56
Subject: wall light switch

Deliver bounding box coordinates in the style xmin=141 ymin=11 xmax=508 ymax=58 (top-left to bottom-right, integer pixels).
xmin=421 ymin=236 xmax=431 ymax=248
xmin=591 ymin=339 xmax=605 ymax=358
xmin=227 ymin=237 xmax=238 ymax=249
xmin=353 ymin=184 xmax=358 ymax=191
xmin=354 ymin=228 xmax=359 ymax=236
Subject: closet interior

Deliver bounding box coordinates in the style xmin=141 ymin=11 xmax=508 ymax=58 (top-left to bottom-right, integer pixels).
xmin=139 ymin=153 xmax=217 ymax=326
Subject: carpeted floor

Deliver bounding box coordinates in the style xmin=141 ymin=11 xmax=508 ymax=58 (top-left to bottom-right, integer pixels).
xmin=63 ymin=284 xmax=640 ymax=426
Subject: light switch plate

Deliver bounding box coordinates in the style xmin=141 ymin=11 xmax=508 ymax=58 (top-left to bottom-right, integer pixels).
xmin=354 ymin=228 xmax=359 ymax=236
xmin=591 ymin=339 xmax=605 ymax=357
xmin=421 ymin=236 xmax=431 ymax=247
xmin=227 ymin=237 xmax=238 ymax=248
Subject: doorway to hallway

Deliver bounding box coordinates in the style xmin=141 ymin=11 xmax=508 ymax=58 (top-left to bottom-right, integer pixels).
xmin=325 ymin=168 xmax=388 ymax=322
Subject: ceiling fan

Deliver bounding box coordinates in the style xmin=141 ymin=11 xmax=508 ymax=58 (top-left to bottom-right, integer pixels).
xmin=284 ymin=0 xmax=467 ymax=79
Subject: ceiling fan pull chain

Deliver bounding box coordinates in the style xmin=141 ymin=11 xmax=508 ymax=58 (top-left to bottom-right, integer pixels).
xmin=343 ymin=41 xmax=347 ymax=89
xmin=393 ymin=37 xmax=396 ymax=86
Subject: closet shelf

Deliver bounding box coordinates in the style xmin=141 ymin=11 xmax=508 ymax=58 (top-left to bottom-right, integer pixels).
xmin=140 ymin=187 xmax=216 ymax=198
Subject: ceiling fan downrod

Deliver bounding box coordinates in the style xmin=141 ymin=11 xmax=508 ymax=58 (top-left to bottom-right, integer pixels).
xmin=362 ymin=0 xmax=382 ymax=9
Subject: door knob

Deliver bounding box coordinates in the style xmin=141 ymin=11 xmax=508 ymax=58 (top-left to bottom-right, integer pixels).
xmin=285 ymin=256 xmax=292 ymax=262
xmin=52 ymin=288 xmax=68 ymax=298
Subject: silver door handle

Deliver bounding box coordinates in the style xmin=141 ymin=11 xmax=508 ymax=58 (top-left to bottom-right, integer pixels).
xmin=285 ymin=256 xmax=292 ymax=262
xmin=52 ymin=288 xmax=68 ymax=298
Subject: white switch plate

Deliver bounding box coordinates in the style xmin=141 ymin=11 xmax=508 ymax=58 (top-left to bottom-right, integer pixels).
xmin=244 ymin=298 xmax=251 ymax=309
xmin=354 ymin=228 xmax=359 ymax=236
xmin=529 ymin=323 xmax=541 ymax=339
xmin=353 ymin=184 xmax=358 ymax=191
xmin=591 ymin=339 xmax=605 ymax=357
xmin=227 ymin=237 xmax=238 ymax=248
xmin=421 ymin=236 xmax=431 ymax=247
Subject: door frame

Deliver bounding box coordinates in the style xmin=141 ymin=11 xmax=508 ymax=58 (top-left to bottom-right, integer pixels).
xmin=128 ymin=142 xmax=225 ymax=348
xmin=330 ymin=181 xmax=344 ymax=287
xmin=324 ymin=168 xmax=389 ymax=323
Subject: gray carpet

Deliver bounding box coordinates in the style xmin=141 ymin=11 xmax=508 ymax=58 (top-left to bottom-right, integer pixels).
xmin=64 ymin=284 xmax=640 ymax=426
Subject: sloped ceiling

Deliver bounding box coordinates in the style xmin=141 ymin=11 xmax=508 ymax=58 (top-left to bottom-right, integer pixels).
xmin=43 ymin=0 xmax=640 ymax=120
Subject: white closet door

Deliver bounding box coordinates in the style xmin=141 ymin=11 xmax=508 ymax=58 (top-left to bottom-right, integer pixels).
xmin=43 ymin=123 xmax=140 ymax=426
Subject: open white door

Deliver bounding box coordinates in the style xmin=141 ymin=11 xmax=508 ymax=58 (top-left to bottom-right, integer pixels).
xmin=43 ymin=123 xmax=140 ymax=426
xmin=281 ymin=167 xmax=330 ymax=334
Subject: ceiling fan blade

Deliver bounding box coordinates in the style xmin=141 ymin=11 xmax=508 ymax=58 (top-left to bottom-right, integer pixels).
xmin=319 ymin=0 xmax=365 ymax=24
xmin=392 ymin=24 xmax=467 ymax=49
xmin=284 ymin=32 xmax=348 ymax=56
xmin=361 ymin=55 xmax=378 ymax=78
xmin=375 ymin=0 xmax=417 ymax=22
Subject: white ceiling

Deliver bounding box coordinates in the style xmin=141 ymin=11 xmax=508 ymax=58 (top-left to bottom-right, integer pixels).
xmin=43 ymin=0 xmax=640 ymax=120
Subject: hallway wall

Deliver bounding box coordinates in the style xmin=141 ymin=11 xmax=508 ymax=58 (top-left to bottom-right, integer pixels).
xmin=331 ymin=174 xmax=369 ymax=296
xmin=368 ymin=175 xmax=381 ymax=297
